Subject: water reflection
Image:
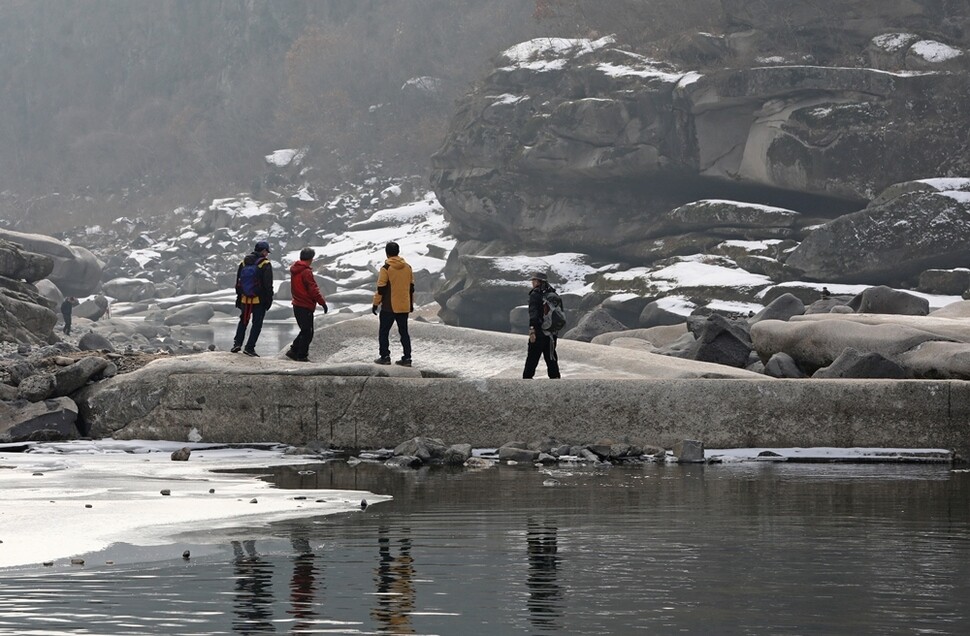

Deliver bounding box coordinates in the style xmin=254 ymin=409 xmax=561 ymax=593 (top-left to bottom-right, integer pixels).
xmin=372 ymin=526 xmax=416 ymax=633
xmin=231 ymin=540 xmax=275 ymax=634
xmin=526 ymin=518 xmax=563 ymax=631
xmin=289 ymin=536 xmax=319 ymax=633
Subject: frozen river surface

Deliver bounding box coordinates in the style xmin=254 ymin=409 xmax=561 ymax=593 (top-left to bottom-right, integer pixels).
xmin=1 ymin=444 xmax=969 ymax=635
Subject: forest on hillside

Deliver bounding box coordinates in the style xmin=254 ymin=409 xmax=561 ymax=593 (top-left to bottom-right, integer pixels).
xmin=0 ymin=0 xmax=720 ymax=232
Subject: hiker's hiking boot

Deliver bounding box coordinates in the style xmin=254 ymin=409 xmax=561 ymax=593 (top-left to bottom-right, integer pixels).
xmin=374 ymin=356 xmax=391 ymax=365
xmin=230 ymin=345 xmax=242 ymax=353
xmin=296 ymin=356 xmax=310 ymax=362
xmin=243 ymin=349 xmax=259 ymax=357
xmin=284 ymin=349 xmax=298 ymax=361
xmin=395 ymin=357 xmax=412 ymax=367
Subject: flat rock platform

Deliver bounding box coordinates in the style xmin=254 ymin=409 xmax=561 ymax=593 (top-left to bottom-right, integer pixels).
xmin=76 ymin=317 xmax=970 ymax=458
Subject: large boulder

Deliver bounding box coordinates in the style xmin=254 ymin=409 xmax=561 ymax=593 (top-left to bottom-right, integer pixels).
xmin=0 ymin=229 xmax=102 ymax=296
xmin=102 ymin=277 xmax=156 ymax=302
xmin=786 ymin=179 xmax=970 ymax=284
xmin=431 ymin=38 xmax=970 ymax=264
xmin=0 ymin=238 xmax=54 ymax=283
xmin=0 ymin=397 xmax=79 ymax=442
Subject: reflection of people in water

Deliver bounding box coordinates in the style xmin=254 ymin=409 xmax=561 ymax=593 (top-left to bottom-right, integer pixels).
xmin=372 ymin=526 xmax=416 ymax=633
xmin=231 ymin=539 xmax=275 ymax=634
xmin=289 ymin=535 xmax=319 ymax=632
xmin=527 ymin=519 xmax=563 ymax=630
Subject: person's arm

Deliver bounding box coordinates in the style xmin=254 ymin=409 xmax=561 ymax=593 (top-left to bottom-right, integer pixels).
xmin=262 ymin=263 xmax=274 ymax=305
xmin=409 ymin=268 xmax=415 ymax=312
xmin=306 ymin=269 xmax=328 ymax=311
xmin=372 ymin=265 xmax=389 ymax=313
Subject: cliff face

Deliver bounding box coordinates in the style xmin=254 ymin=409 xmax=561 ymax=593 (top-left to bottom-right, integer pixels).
xmin=430 ymin=0 xmax=970 ymax=331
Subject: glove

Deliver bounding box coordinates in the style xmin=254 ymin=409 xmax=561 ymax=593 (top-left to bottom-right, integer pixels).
xmin=321 ymin=302 xmax=328 ymax=314
xmin=371 ymin=305 xmax=379 ymax=315
xmin=529 ymin=330 xmax=537 ymax=344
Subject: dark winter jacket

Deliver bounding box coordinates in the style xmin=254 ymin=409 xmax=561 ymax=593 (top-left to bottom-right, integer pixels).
xmin=235 ymin=252 xmax=274 ymax=307
xmin=289 ymin=259 xmax=326 ymax=310
xmin=528 ymin=282 xmax=555 ymax=330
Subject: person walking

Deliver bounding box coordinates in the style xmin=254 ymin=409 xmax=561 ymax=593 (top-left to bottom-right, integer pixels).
xmin=60 ymin=296 xmax=78 ymax=335
xmin=371 ymin=241 xmax=414 ymax=366
xmin=523 ymin=272 xmax=561 ymax=379
xmin=286 ymin=247 xmax=328 ymax=362
xmin=232 ymin=240 xmax=274 ymax=357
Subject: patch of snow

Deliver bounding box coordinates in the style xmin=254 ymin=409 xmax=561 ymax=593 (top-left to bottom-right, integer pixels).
xmin=0 ymin=440 xmax=390 ymax=569
xmin=128 ymin=249 xmax=160 ymax=268
xmin=265 ymin=148 xmax=307 ymax=168
xmin=501 ymin=36 xmax=615 ymax=65
xmin=871 ymin=33 xmax=918 ymax=52
xmin=910 ymin=40 xmax=963 ymax=63
xmin=918 ymin=178 xmax=970 ymax=192
xmin=655 ymin=295 xmax=695 ymax=315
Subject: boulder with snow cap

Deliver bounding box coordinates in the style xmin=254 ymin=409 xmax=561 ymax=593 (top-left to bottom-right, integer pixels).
xmin=786 ymin=180 xmax=970 ymax=285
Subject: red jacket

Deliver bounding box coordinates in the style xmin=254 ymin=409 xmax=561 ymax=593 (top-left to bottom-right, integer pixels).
xmin=289 ymin=260 xmax=326 ymax=310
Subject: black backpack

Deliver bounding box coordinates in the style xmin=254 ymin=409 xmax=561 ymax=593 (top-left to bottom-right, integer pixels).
xmin=541 ymin=289 xmax=566 ymax=334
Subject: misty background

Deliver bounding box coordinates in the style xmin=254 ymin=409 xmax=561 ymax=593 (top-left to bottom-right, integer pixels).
xmin=0 ymin=0 xmax=719 ymax=234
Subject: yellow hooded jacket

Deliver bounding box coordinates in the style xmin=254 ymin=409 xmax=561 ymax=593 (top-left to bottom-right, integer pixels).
xmin=372 ymin=255 xmax=414 ymax=313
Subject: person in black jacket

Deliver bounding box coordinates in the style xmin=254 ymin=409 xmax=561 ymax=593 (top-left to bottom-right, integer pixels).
xmin=523 ymin=272 xmax=561 ymax=379
xmin=232 ymin=240 xmax=274 ymax=356
xmin=60 ymin=296 xmax=78 ymax=335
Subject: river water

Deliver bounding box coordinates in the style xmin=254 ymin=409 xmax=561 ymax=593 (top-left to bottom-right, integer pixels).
xmin=1 ymin=459 xmax=968 ymax=634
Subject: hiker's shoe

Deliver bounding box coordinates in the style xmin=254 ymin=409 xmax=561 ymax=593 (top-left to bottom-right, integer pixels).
xmin=284 ymin=349 xmax=299 ymax=360
xmin=296 ymin=356 xmax=310 ymax=362
xmin=395 ymin=358 xmax=412 ymax=367
xmin=243 ymin=349 xmax=259 ymax=357
xmin=230 ymin=345 xmax=242 ymax=353
xmin=374 ymin=356 xmax=391 ymax=365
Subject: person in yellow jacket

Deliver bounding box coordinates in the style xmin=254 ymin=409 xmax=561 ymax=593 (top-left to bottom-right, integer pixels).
xmin=371 ymin=241 xmax=415 ymax=366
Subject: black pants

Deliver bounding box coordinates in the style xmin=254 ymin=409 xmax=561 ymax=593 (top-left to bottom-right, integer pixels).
xmin=62 ymin=312 xmax=72 ymax=335
xmin=290 ymin=306 xmax=315 ymax=358
xmin=523 ymin=330 xmax=560 ymax=379
xmin=378 ymin=311 xmax=411 ymax=359
xmin=233 ymin=303 xmax=266 ymax=351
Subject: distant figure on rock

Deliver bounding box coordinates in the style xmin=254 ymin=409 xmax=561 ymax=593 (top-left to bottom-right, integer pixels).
xmin=371 ymin=241 xmax=414 ymax=367
xmin=821 ymin=287 xmax=831 ymax=299
xmin=523 ymin=272 xmax=561 ymax=379
xmin=232 ymin=240 xmax=274 ymax=357
xmin=60 ymin=296 xmax=78 ymax=335
xmin=285 ymin=247 xmax=328 ymax=362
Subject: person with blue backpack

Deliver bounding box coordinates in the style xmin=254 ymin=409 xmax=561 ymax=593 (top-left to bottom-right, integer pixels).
xmin=523 ymin=271 xmax=563 ymax=379
xmin=232 ymin=240 xmax=274 ymax=356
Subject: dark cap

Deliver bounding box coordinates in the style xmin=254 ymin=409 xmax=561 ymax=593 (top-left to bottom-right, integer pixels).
xmin=530 ymin=272 xmax=548 ymax=282
xmin=254 ymin=240 xmax=271 ymax=253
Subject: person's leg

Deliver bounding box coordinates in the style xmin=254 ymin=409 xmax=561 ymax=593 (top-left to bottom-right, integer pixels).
xmin=523 ymin=337 xmax=542 ymax=379
xmin=233 ymin=305 xmax=251 ymax=350
xmin=245 ymin=304 xmax=266 ymax=351
xmin=292 ymin=307 xmax=314 ymax=358
xmin=543 ymin=333 xmax=561 ymax=378
xmin=378 ymin=311 xmax=394 ymax=359
xmin=395 ymin=313 xmax=411 ymax=360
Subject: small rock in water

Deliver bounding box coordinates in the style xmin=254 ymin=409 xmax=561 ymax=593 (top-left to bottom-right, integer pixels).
xmin=208 ymin=488 xmax=215 ymax=493
xmin=249 ymin=498 xmax=258 ymax=504
xmin=171 ymin=447 xmax=191 ymax=461
xmin=182 ymin=550 xmax=190 ymax=560
xmin=84 ymin=504 xmax=93 ymax=508
xmin=160 ymin=489 xmax=171 ymax=496
xmin=32 ymin=472 xmax=44 ymax=476
xmin=43 ymin=561 xmax=54 ymax=567
xmin=542 ymin=479 xmax=561 ymax=487
xmin=360 ymin=499 xmax=368 ymax=510
xmin=70 ymin=558 xmax=84 ymax=565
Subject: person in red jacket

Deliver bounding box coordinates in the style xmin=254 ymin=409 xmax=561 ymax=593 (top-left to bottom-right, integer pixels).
xmin=285 ymin=247 xmax=328 ymax=361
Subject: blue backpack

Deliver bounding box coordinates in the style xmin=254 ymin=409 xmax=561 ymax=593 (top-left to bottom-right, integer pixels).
xmin=238 ymin=256 xmax=264 ymax=297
